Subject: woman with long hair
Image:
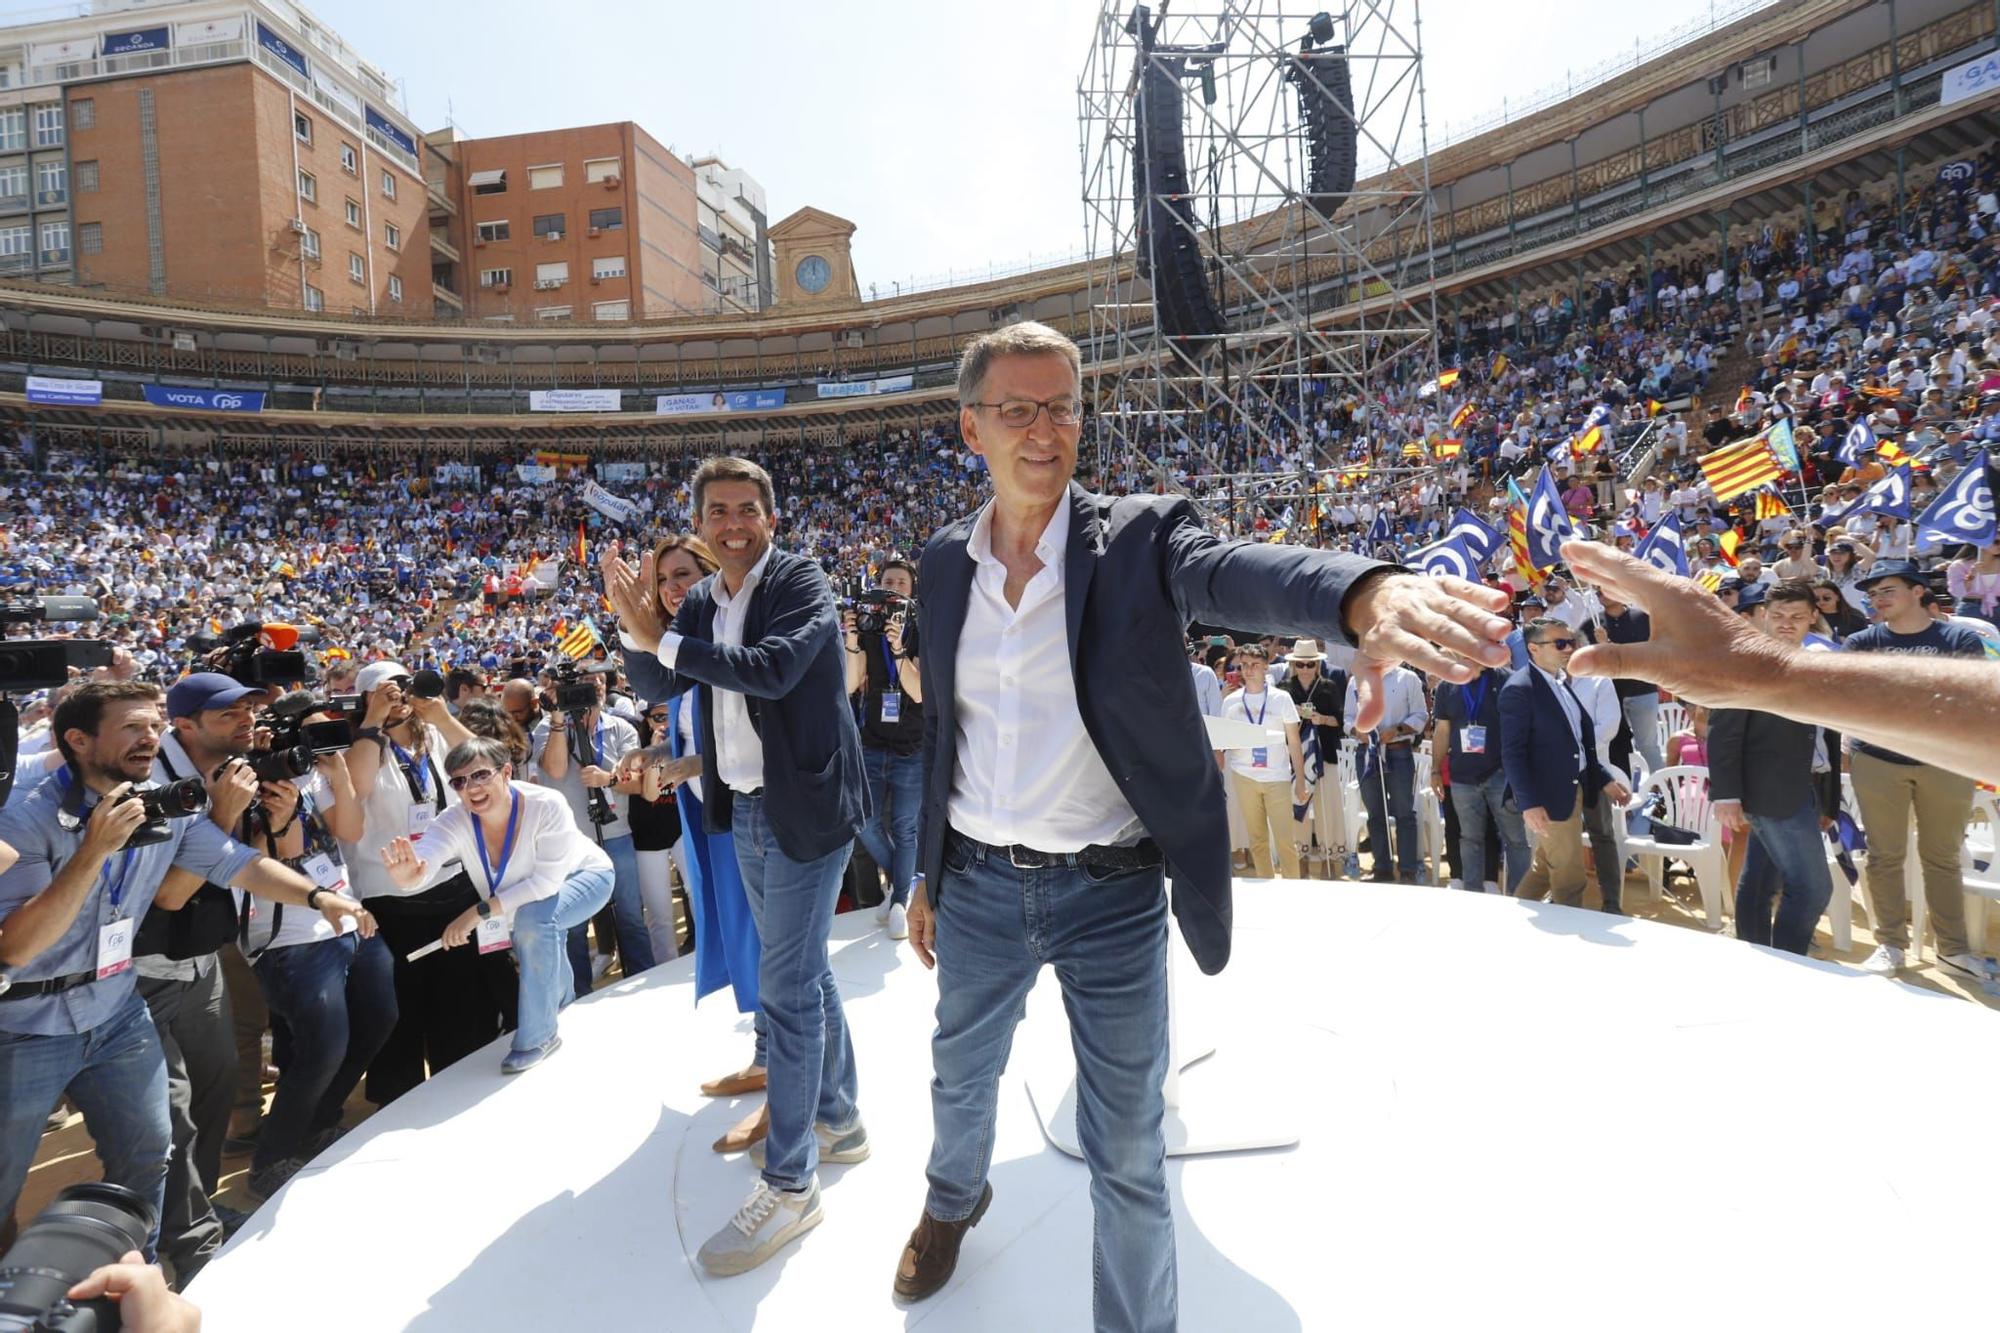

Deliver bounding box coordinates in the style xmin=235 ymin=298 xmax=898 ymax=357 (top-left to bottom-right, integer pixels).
xmin=1810 ymin=577 xmax=1869 ymax=642
xmin=1947 ymin=539 xmax=2000 ymax=630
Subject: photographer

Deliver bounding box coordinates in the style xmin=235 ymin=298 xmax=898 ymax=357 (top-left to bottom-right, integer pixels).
xmin=0 ymin=682 xmax=366 ymax=1262
xmin=340 ymin=662 xmax=511 ymax=1105
xmin=532 ymin=666 xmax=656 ymax=989
xmin=443 ymin=668 xmax=488 ymax=717
xmin=842 ymin=557 xmax=921 ymax=940
xmin=233 ymin=693 xmax=396 ymax=1202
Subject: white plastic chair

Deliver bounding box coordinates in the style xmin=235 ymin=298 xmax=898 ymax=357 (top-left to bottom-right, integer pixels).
xmin=1624 ymin=764 xmax=1729 ymax=930
xmin=1413 ymin=743 xmax=1447 ymax=886
xmin=1336 ymin=741 xmax=1367 ymax=872
xmin=1656 ymin=699 xmax=1689 ymax=746
xmin=1955 ymin=792 xmax=2000 ymax=955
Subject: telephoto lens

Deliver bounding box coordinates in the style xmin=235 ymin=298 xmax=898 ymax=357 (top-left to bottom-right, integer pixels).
xmin=0 ymin=1181 xmax=157 ymax=1332
xmin=135 ymin=778 xmax=209 ymax=822
xmin=247 ymin=744 xmax=316 ymax=783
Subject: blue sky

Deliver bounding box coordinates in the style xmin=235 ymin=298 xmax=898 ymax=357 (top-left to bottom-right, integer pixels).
xmin=6 ymin=0 xmax=1749 ymax=293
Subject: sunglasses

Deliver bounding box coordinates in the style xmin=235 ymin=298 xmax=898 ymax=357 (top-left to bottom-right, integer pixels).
xmin=447 ymin=767 xmax=499 ymax=792
xmin=1536 ymin=637 xmax=1578 ymax=651
xmin=645 ymin=711 xmax=671 ymax=722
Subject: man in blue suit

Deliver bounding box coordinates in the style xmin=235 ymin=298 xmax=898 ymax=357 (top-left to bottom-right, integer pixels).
xmin=605 ymin=456 xmax=870 ymax=1277
xmin=1499 ymin=618 xmax=1631 ymax=907
xmin=890 ymin=321 xmax=1517 ymax=1330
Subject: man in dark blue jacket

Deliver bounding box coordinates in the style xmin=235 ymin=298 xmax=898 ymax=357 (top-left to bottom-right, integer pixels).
xmin=607 ymin=456 xmax=870 ymax=1278
xmin=890 ymin=321 xmax=1517 ymax=1330
xmin=1499 ymin=618 xmax=1630 ymax=907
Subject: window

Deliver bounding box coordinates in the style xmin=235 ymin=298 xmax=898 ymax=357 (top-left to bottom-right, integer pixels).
xmin=79 ymin=222 xmax=101 ymax=255
xmin=294 ymin=111 xmax=312 ymax=144
xmin=534 ymin=261 xmax=569 ymax=288
xmin=591 ymin=255 xmax=625 ymax=280
xmin=69 ymin=98 xmax=93 ymax=130
xmin=471 ymin=169 xmax=506 ymax=196
xmin=0 ymin=165 xmax=24 ymax=203
xmin=304 ymin=284 xmax=324 ymax=312
xmin=0 ymin=224 xmax=30 ymax=256
xmin=0 ymin=109 xmax=25 ymax=152
xmin=588 ymin=206 xmax=623 ymax=231
xmin=301 ymin=226 xmax=321 ymax=259
xmin=298 ymin=170 xmax=317 ymax=203
xmin=380 ymin=169 xmax=395 ymax=200
xmin=75 ymin=160 xmax=97 ymax=193
xmin=534 ymin=306 xmax=571 ymax=320
xmin=532 ymin=213 xmax=565 ymax=239
xmin=33 ymin=104 xmax=63 ymax=147
xmin=340 ymin=142 xmax=357 ymax=174
xmin=583 ymin=158 xmax=619 ymax=184
xmin=40 ymin=220 xmax=69 ymax=261
xmin=384 ymin=222 xmax=401 ymax=251
xmin=592 ymin=299 xmax=630 ymax=321
xmin=475 ymin=220 xmax=510 ymax=243
xmin=348 ymin=253 xmax=365 ymax=283
xmin=388 ymin=274 xmax=403 ymax=304
xmin=528 ymin=164 xmax=564 ymax=190
xmin=344 ymin=198 xmax=360 ymax=227
xmin=35 ymin=161 xmax=64 ymax=204
xmin=480 ymin=267 xmax=512 ymax=288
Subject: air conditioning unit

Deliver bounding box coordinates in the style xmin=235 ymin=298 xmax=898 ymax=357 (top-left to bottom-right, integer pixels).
xmin=534 ymin=277 xmax=563 ymax=290
xmin=840 ymin=330 xmax=865 ymax=349
xmin=289 ymin=218 xmax=308 ymax=234
xmin=474 ymin=237 xmax=487 ymax=247
xmin=587 ymin=226 xmax=600 ymax=238
xmin=171 ymin=333 xmax=196 ymax=353
xmin=589 ymin=274 xmax=601 ymax=284
xmin=543 ymin=231 xmax=563 ymax=242
xmin=602 ymin=175 xmax=620 ymax=189
xmin=490 ymin=280 xmax=510 ymax=291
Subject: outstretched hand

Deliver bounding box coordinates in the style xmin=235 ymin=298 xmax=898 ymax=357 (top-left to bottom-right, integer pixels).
xmin=1560 ymin=540 xmax=1791 ymax=710
xmin=601 ymin=541 xmax=667 ymax=653
xmin=1346 ymin=572 xmax=1511 ymax=732
xmin=379 ymin=835 xmax=430 ymax=891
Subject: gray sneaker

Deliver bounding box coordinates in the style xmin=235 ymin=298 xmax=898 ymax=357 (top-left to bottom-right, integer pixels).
xmin=247 ymin=1155 xmax=309 ymax=1202
xmin=747 ymin=1117 xmax=870 ymax=1169
xmin=1936 ymin=951 xmax=1997 ymax=983
xmin=698 ymin=1178 xmax=822 ymax=1276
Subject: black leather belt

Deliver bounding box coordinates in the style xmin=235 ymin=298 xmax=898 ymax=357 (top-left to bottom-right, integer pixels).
xmin=949 ymin=830 xmax=1163 ymax=873
xmin=0 ymin=969 xmax=98 ymax=1002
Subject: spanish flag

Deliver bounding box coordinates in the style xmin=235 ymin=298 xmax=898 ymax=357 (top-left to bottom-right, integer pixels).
xmin=1571 ymin=424 xmax=1606 ymax=456
xmin=1877 ymin=437 xmax=1912 ymax=467
xmin=558 ymin=617 xmax=601 ymax=660
xmin=1435 ymin=438 xmax=1464 ymax=459
xmin=1436 ymin=367 xmax=1461 ymax=390
xmin=1698 ymin=436 xmax=1781 ymax=501
xmin=1753 ymin=489 xmax=1789 ymax=521
xmin=573 ymin=522 xmax=587 ymax=567
xmin=1490 ymin=353 xmax=1509 ymax=380
xmin=1449 ymin=401 xmax=1477 ymax=432
xmin=1645 ymin=399 xmax=1664 ymax=418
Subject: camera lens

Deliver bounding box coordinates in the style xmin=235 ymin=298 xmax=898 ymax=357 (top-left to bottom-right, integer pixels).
xmin=147 ymin=777 xmax=211 ymax=818
xmin=250 ymin=745 xmax=315 ymax=783
xmin=410 ymin=669 xmax=447 ymax=699
xmin=0 ymin=1182 xmax=156 ymax=1325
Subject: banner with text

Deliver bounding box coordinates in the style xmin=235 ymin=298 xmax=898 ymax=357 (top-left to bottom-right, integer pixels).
xmin=654 ymin=388 xmax=787 ymax=416
xmin=1943 ymin=51 xmax=2000 ymax=106
xmin=529 ymin=389 xmax=622 ymax=413
xmin=581 ymin=481 xmax=642 ymax=526
xmin=597 ymin=462 xmax=649 ymax=482
xmin=26 ymin=375 xmax=103 ymax=406
xmin=141 ymin=385 xmax=265 ymax=412
xmin=516 ymin=464 xmax=558 ymax=484
xmin=814 ymin=374 xmax=914 ymax=399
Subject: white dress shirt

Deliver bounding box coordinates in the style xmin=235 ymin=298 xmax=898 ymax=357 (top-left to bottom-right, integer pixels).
xmin=1533 ymin=664 xmax=1587 ymax=773
xmin=948 ymin=499 xmax=1142 ymax=852
xmin=404 ymin=782 xmax=612 ymax=916
xmin=1340 ymin=666 xmax=1428 ymax=738
xmin=658 ymin=546 xmax=770 ymax=795
xmin=1567 ymin=673 xmax=1621 ymax=771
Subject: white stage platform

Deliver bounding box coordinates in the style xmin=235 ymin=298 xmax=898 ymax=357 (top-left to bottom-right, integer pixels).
xmin=188 ymin=880 xmax=2000 ymax=1331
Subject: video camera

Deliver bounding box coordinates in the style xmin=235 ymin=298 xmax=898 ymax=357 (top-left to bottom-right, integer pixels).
xmin=548 ymin=660 xmax=607 ymax=716
xmin=187 ymin=621 xmax=322 ymax=688
xmin=843 ymin=588 xmax=911 ymax=637
xmin=1 ymin=597 xmax=113 ymax=810
xmin=0 ymin=1182 xmax=157 ymax=1332
xmin=260 ymin=689 xmax=363 ymax=761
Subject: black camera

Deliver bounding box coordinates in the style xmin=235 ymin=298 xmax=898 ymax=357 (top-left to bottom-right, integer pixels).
xmin=408 ymin=669 xmax=446 ymax=700
xmin=115 ymin=778 xmax=210 ymax=848
xmin=549 ymin=661 xmax=603 ymax=715
xmin=260 ymin=691 xmax=357 ymax=758
xmin=244 ymin=745 xmax=315 ymax=784
xmin=0 ymin=1182 xmax=157 ymax=1332
xmin=189 ymin=622 xmax=319 ymax=688
xmin=846 ymin=588 xmax=911 ymax=637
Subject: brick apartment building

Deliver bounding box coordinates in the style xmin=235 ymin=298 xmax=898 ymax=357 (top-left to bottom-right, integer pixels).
xmin=0 ymin=0 xmax=435 ymax=315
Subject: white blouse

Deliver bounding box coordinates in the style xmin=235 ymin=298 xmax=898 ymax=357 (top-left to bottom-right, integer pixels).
xmin=407 ymin=782 xmax=611 ymax=916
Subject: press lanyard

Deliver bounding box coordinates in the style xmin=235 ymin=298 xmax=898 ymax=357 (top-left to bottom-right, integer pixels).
xmin=591 ymin=722 xmax=605 ymax=769
xmin=879 ymin=639 xmax=901 ymax=691
xmin=57 ymin=769 xmax=140 ymax=909
xmin=390 ymin=736 xmax=440 ymax=811
xmin=1463 ymin=674 xmax=1490 ymax=724
xmin=1245 ymin=688 xmax=1270 ymax=727
xmin=474 ymin=789 xmax=523 ymax=899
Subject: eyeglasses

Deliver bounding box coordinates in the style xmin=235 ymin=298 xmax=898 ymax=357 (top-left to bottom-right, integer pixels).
xmin=447 ymin=767 xmax=498 ymax=792
xmin=965 ymin=398 xmax=1083 ymax=429
xmin=645 ymin=711 xmax=671 ymax=722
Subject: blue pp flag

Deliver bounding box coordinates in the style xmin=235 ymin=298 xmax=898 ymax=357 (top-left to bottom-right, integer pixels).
xmin=1410 ymin=534 xmax=1480 ymax=581
xmin=1448 ymin=507 xmax=1503 ymax=562
xmin=1634 ymin=511 xmax=1689 ymax=577
xmin=1840 ymin=419 xmax=1873 ymax=466
xmin=1848 ymin=465 xmax=1913 ymax=521
xmin=1368 ymin=509 xmax=1393 ymax=546
xmin=1524 ymin=466 xmax=1575 ymax=570
xmin=1915 ymin=449 xmax=1996 ymax=548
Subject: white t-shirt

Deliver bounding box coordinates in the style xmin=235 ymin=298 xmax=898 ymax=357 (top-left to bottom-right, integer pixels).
xmin=341 ymin=725 xmax=459 ymax=901
xmin=244 ymin=770 xmax=358 ymax=953
xmin=1220 ymin=687 xmax=1300 ymax=783
xmin=407 ymin=782 xmax=612 ymax=916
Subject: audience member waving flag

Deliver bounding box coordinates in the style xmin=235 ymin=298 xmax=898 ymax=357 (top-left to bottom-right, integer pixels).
xmin=1846 ymin=465 xmax=1914 ymax=521
xmin=1633 ymin=510 xmax=1689 ymax=576
xmin=1505 ymin=477 xmax=1541 ymax=583
xmin=1764 ymin=416 xmax=1800 ymax=472
xmin=558 ymin=616 xmax=601 ymax=660
xmin=1915 ymin=449 xmax=1996 ymax=547
xmin=1448 ymin=506 xmax=1503 ymax=562
xmin=1753 ymin=489 xmax=1790 ymax=521
xmin=1524 ymin=465 xmax=1576 ymax=570
xmin=1699 ymin=434 xmax=1781 ymax=501
xmin=1840 ymin=418 xmax=1873 ymax=466
xmin=1367 ymin=508 xmax=1393 ymax=548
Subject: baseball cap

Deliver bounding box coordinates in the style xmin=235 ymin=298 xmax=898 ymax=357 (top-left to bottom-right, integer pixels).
xmin=1855 ymin=558 xmax=1926 ymax=591
xmin=1734 ymin=583 xmax=1769 ymax=612
xmin=166 ymin=672 xmax=262 ymax=720
xmin=357 ymin=661 xmax=413 ymax=693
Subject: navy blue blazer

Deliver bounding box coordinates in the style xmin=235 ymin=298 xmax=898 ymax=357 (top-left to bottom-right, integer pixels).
xmin=622 ymin=548 xmax=868 ymax=863
xmin=916 ymin=484 xmax=1392 ymax=976
xmin=1497 ymin=665 xmax=1611 ymax=822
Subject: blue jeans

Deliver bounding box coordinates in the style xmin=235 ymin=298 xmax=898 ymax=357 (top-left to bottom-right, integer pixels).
xmin=515 ymin=864 xmax=616 ymax=1053
xmin=1621 ymin=694 xmax=1664 ymax=774
xmin=1449 ymin=768 xmax=1530 ymax=892
xmin=857 ymin=746 xmax=923 ymax=907
xmin=1360 ymin=744 xmax=1420 ymax=879
xmin=565 ymin=833 xmax=656 ymax=996
xmin=250 ymin=934 xmax=398 ymax=1172
xmin=732 ymin=793 xmax=857 ymax=1192
xmin=1735 ymin=797 xmax=1834 ymax=955
xmin=925 ymin=835 xmax=1175 ymax=1333
xmin=0 ymin=993 xmax=172 ymax=1257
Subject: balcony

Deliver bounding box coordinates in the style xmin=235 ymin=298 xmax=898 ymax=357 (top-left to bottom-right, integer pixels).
xmin=431 ymin=283 xmax=463 ymax=312
xmin=426 ymin=178 xmax=456 ymax=216
xmin=429 ymin=230 xmax=461 ymax=264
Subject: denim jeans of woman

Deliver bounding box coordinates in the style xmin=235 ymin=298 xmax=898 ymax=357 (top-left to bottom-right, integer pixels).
xmin=250 ymin=932 xmax=398 ymax=1172
xmin=514 ymin=864 xmax=616 ymax=1052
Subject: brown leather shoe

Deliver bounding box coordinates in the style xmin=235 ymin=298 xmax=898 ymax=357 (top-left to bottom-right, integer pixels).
xmin=893 ymin=1182 xmax=993 ymax=1303
xmin=711 ymin=1102 xmax=769 ymax=1154
xmin=700 ymin=1065 xmax=768 ymax=1097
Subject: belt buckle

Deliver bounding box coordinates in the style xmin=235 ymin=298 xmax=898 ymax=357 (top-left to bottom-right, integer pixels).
xmin=1007 ymin=844 xmax=1040 ymax=869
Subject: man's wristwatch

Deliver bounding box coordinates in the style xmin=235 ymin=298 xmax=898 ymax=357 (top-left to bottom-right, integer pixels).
xmin=305 ymin=887 xmax=328 ymax=910
xmin=476 ymin=898 xmax=494 ymax=920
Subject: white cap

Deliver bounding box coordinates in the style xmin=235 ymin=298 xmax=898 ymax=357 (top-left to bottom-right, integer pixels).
xmin=356 ymin=661 xmax=411 ymax=693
